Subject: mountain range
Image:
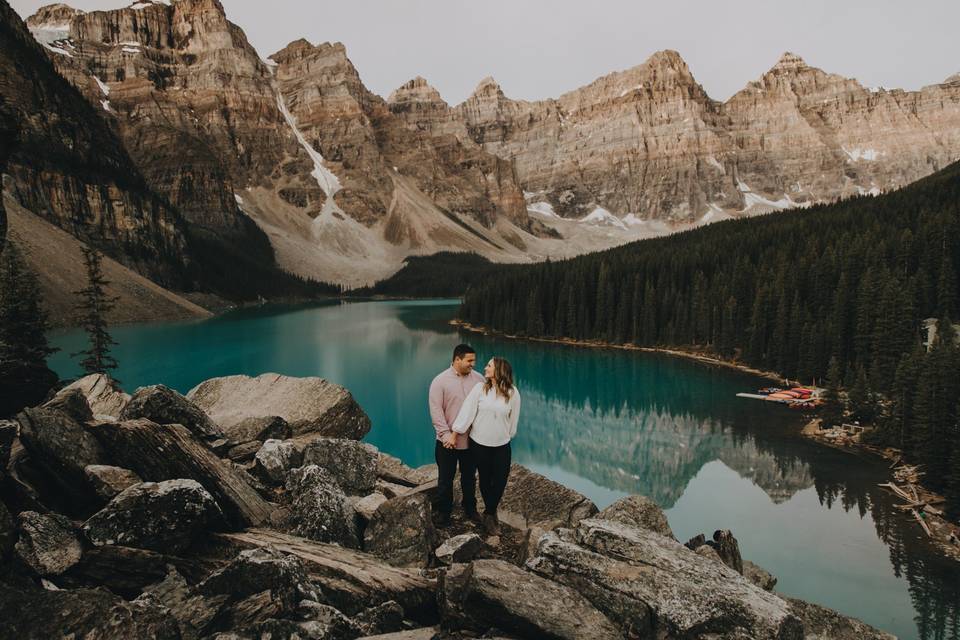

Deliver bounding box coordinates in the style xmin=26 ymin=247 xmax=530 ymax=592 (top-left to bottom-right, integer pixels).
xmin=4 ymin=0 xmax=960 ymax=299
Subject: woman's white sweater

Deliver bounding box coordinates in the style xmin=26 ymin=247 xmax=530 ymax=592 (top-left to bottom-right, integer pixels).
xmin=451 ymin=383 xmax=521 ymax=447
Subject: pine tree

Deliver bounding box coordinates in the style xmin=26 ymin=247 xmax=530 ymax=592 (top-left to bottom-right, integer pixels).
xmin=72 ymin=247 xmax=119 ymax=375
xmin=0 ymin=242 xmax=58 ymax=416
xmin=821 ymin=356 xmax=845 ymax=427
xmin=848 ymin=365 xmax=875 ymax=424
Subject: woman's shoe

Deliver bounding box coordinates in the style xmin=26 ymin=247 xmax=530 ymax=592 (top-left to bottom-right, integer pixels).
xmin=465 ymin=511 xmax=484 ymax=525
xmin=483 ymin=513 xmax=500 ymax=536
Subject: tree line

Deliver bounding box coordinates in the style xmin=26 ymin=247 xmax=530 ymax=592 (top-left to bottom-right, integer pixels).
xmin=459 ymin=161 xmax=960 ymax=518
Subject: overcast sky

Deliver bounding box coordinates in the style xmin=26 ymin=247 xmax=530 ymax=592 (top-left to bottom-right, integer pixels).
xmin=12 ymin=0 xmax=960 ymax=104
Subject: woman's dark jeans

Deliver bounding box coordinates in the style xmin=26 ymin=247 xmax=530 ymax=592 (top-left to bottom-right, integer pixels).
xmin=471 ymin=439 xmax=512 ymax=515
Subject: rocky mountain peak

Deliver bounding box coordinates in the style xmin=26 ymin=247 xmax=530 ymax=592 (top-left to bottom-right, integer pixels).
xmin=386 ymin=76 xmax=446 ymax=106
xmin=25 ymin=3 xmax=83 ymax=26
xmin=771 ymin=51 xmax=808 ymax=72
xmin=644 ymin=48 xmax=690 ymax=72
xmin=471 ymin=76 xmax=505 ymax=99
xmin=946 ymin=72 xmax=960 ymax=84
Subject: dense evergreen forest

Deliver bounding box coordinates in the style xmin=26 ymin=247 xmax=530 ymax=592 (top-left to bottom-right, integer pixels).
xmin=460 ymin=161 xmax=960 ymax=518
xmin=356 ymin=252 xmax=499 ymax=298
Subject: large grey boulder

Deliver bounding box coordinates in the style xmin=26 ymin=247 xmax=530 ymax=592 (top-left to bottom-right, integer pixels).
xmin=301 ymin=437 xmax=379 ymax=494
xmin=435 ymin=533 xmax=483 ymax=565
xmin=686 ymin=529 xmax=745 ymax=575
xmin=142 ymin=568 xmax=230 ymax=640
xmin=198 ymin=547 xmax=322 ymax=612
xmin=188 ymin=373 xmax=371 ymax=439
xmin=224 ymin=415 xmax=291 ymax=444
xmin=43 ymin=388 xmax=94 ymax=423
xmin=59 ymin=373 xmax=131 ymax=419
xmin=120 ymin=384 xmax=224 ymax=440
xmin=16 ymin=406 xmax=107 ymax=498
xmin=84 ymin=464 xmax=142 ymax=502
xmin=787 ymin=597 xmax=896 ymax=640
xmin=254 ymin=439 xmax=302 ymax=485
xmin=596 ymin=494 xmax=674 ymax=539
xmin=363 ymin=493 xmax=436 ymax=567
xmin=439 ymin=559 xmax=622 ymax=639
xmin=285 ymin=465 xmax=360 ymax=548
xmin=15 ymin=511 xmax=83 ymax=576
xmin=82 ymin=479 xmax=223 ymax=553
xmin=0 ymin=583 xmax=180 ymax=639
xmin=527 ymin=518 xmax=804 ymax=640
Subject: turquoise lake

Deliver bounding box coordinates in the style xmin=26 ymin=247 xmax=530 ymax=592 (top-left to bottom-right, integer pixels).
xmin=49 ymin=299 xmax=960 ymax=640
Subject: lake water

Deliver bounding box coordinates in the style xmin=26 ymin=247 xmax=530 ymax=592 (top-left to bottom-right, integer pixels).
xmin=49 ymin=299 xmax=960 ymax=640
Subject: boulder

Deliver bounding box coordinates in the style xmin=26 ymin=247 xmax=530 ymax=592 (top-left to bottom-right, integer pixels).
xmin=439 ymin=559 xmax=621 ymax=639
xmin=198 ymin=547 xmax=322 ymax=612
xmin=301 ymin=437 xmax=379 ymax=494
xmin=786 ymin=597 xmax=896 ymax=640
xmin=354 ymin=600 xmax=405 ymax=636
xmin=15 ymin=511 xmax=83 ymax=576
xmin=88 ymin=419 xmax=274 ymax=527
xmin=0 ymin=419 xmax=15 ymax=470
xmin=363 ymin=493 xmax=436 ymax=567
xmin=0 ymin=583 xmax=180 ymax=639
xmin=744 ymin=560 xmax=778 ymax=592
xmin=59 ymin=373 xmax=131 ymax=419
xmin=435 ymin=533 xmax=483 ymax=565
xmin=208 ymin=615 xmax=360 ymax=640
xmin=120 ymin=384 xmax=224 ymax=440
xmin=377 ymin=453 xmax=430 ymax=487
xmin=528 ymin=518 xmax=803 ymax=640
xmin=83 ymin=479 xmax=223 ymax=553
xmin=353 ymin=492 xmax=388 ymax=522
xmin=297 ymin=600 xmax=366 ymax=637
xmin=65 ymin=545 xmax=198 ymax=598
xmin=685 ymin=529 xmax=744 ymax=575
xmin=142 ymin=568 xmax=230 ymax=640
xmin=187 ymin=373 xmax=371 ymax=439
xmin=215 ymin=528 xmax=437 ymax=620
xmin=224 ymin=415 xmax=291 ymax=444
xmin=16 ymin=406 xmax=107 ymax=500
xmin=227 ymin=440 xmax=263 ymax=463
xmin=255 ymin=439 xmax=302 ymax=485
xmin=354 ymin=630 xmax=438 ymax=640
xmin=286 ymin=465 xmax=360 ymax=548
xmin=43 ymin=388 xmax=94 ymax=423
xmin=595 ymin=495 xmax=674 ymax=539
xmin=0 ymin=498 xmax=15 ymax=558
xmin=84 ymin=464 xmax=142 ymax=502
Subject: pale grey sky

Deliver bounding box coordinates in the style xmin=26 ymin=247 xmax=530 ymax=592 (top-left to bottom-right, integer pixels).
xmin=12 ymin=0 xmax=960 ymax=105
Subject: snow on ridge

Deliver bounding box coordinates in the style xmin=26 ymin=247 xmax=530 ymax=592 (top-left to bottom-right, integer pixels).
xmin=100 ymin=99 xmax=113 ymax=113
xmin=622 ymin=213 xmax=648 ymax=227
xmin=121 ymin=47 xmax=140 ymax=54
xmin=737 ymin=181 xmax=795 ymax=211
xmin=842 ymin=146 xmax=882 ymax=162
xmin=619 ymin=84 xmax=644 ymax=98
xmin=42 ymin=42 xmax=73 ymax=57
xmin=30 ymin=24 xmax=71 ymax=44
xmin=527 ymin=201 xmax=559 ymax=218
xmin=275 ymin=93 xmax=341 ymax=198
xmin=580 ymin=206 xmax=628 ymax=231
xmin=234 ymin=193 xmax=245 ymax=206
xmin=93 ymin=76 xmax=110 ymax=96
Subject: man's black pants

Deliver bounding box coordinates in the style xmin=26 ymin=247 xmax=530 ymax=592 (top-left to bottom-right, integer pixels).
xmin=435 ymin=440 xmax=477 ymax=516
xmin=472 ymin=440 xmax=512 ymax=515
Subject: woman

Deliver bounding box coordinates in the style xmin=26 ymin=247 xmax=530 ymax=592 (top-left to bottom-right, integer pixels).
xmin=447 ymin=356 xmax=520 ymax=535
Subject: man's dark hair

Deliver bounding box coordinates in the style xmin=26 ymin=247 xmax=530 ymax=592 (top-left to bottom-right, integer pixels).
xmin=452 ymin=344 xmax=475 ymax=361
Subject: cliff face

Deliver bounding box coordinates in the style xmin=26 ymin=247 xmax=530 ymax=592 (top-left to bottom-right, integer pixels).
xmin=1 ymin=0 xmax=190 ymax=286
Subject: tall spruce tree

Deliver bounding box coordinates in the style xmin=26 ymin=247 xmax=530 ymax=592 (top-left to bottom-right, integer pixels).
xmin=0 ymin=242 xmax=58 ymax=416
xmin=72 ymin=247 xmax=119 ymax=375
xmin=821 ymin=357 xmax=845 ymax=427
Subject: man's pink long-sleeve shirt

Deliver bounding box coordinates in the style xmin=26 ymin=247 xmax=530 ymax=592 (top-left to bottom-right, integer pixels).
xmin=429 ymin=366 xmax=484 ymax=449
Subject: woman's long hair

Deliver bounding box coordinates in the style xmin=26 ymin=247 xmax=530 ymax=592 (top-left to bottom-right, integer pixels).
xmin=484 ymin=357 xmax=514 ymax=401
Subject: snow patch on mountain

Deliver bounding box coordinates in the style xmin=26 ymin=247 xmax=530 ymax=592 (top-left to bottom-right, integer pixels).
xmin=580 ymin=206 xmax=628 ymax=230
xmin=842 ymin=146 xmax=882 ymax=162
xmin=527 ymin=201 xmax=559 ymax=218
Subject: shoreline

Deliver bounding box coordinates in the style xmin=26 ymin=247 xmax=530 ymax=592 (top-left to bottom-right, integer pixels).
xmin=454 ymin=318 xmax=960 ymax=564
xmin=451 ymin=319 xmax=792 ymax=384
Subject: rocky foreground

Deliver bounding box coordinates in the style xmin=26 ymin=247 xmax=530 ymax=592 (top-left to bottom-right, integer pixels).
xmin=0 ymin=372 xmax=895 ymax=639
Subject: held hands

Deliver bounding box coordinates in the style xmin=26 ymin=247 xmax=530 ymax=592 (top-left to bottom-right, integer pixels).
xmin=443 ymin=431 xmax=458 ymax=449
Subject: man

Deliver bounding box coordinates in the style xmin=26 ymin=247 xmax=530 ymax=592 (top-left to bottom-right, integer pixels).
xmin=429 ymin=344 xmax=484 ymax=527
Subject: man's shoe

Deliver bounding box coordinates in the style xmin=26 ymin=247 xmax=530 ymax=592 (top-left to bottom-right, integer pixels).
xmin=436 ymin=513 xmax=452 ymax=528
xmin=483 ymin=513 xmax=500 ymax=536
xmin=465 ymin=511 xmax=484 ymax=525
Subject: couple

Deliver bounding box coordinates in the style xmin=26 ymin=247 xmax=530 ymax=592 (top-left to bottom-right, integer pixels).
xmin=429 ymin=344 xmax=520 ymax=535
